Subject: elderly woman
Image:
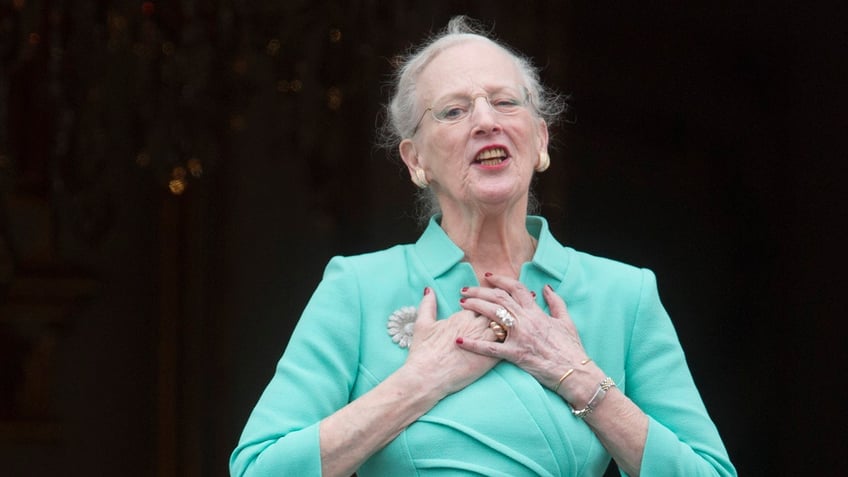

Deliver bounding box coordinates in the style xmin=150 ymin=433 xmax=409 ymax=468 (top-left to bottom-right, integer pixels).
xmin=231 ymin=16 xmax=735 ymax=477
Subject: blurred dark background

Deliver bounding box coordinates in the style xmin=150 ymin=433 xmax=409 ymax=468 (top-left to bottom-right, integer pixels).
xmin=1 ymin=1 xmax=845 ymax=476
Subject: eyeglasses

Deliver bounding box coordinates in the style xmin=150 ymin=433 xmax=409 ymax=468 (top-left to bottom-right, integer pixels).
xmin=412 ymin=87 xmax=530 ymax=135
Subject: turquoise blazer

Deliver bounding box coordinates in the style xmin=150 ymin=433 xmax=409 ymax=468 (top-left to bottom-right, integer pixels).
xmin=231 ymin=216 xmax=736 ymax=476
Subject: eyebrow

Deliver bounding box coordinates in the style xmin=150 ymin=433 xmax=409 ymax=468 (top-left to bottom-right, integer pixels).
xmin=430 ymin=86 xmax=521 ymax=103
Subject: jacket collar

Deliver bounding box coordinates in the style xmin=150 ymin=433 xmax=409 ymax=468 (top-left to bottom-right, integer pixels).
xmin=413 ymin=215 xmax=571 ymax=282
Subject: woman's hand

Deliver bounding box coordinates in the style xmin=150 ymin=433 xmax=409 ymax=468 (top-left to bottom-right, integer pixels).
xmin=402 ymin=287 xmax=501 ymax=397
xmin=455 ymin=275 xmax=604 ymax=404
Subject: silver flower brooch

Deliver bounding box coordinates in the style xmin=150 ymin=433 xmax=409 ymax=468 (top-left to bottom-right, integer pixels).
xmin=387 ymin=306 xmax=417 ymax=348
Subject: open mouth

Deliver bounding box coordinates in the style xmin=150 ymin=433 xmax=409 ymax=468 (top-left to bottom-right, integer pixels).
xmin=474 ymin=147 xmax=508 ymax=166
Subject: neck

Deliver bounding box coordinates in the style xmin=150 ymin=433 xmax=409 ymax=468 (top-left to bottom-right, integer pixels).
xmin=440 ymin=206 xmax=536 ymax=280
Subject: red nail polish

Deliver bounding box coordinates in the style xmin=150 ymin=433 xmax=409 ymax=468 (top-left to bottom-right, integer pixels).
xmin=461 ymin=286 xmax=469 ymax=292
xmin=484 ymin=272 xmax=493 ymax=277
xmin=455 ymin=337 xmax=464 ymax=344
xmin=531 ymin=291 xmax=537 ymax=298
xmin=423 ymin=287 xmax=431 ymax=296
xmin=544 ymin=284 xmax=553 ymax=292
xmin=459 ymin=297 xmax=466 ymax=304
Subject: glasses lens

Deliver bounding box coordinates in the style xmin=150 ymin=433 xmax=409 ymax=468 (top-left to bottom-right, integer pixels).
xmin=489 ymin=92 xmax=523 ymax=113
xmin=432 ymin=89 xmax=525 ymax=124
xmin=433 ymin=102 xmax=470 ymax=122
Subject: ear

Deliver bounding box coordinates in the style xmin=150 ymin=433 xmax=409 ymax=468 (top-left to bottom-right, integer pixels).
xmin=399 ymin=138 xmax=423 ymax=182
xmin=536 ymin=118 xmax=550 ymax=155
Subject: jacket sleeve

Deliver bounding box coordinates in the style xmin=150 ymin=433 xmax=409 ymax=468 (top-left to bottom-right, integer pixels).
xmin=230 ymin=256 xmax=362 ymax=477
xmin=625 ymin=269 xmax=737 ymax=476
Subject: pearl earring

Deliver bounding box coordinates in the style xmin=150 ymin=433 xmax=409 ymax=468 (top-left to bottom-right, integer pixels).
xmin=412 ymin=167 xmax=429 ymax=188
xmin=535 ymin=152 xmax=550 ymax=172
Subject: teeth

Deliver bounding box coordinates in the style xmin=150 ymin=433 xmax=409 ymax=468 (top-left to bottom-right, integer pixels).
xmin=479 ymin=159 xmax=503 ymax=166
xmin=476 ymin=148 xmax=507 ymax=161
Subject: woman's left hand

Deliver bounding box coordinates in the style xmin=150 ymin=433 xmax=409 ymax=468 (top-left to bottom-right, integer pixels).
xmin=456 ymin=274 xmax=601 ymax=400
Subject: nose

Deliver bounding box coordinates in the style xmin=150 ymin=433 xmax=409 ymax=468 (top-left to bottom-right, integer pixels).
xmin=470 ymin=96 xmax=501 ymax=135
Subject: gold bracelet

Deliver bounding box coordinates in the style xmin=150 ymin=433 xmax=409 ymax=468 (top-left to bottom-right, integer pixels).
xmin=553 ymin=368 xmax=574 ymax=393
xmin=554 ymin=358 xmax=593 ymax=394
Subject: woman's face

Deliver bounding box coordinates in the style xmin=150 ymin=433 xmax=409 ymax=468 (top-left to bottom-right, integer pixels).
xmin=400 ymin=39 xmax=548 ymax=215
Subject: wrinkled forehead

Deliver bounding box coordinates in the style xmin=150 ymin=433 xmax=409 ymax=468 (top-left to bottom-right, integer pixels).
xmin=415 ymin=39 xmax=525 ymax=105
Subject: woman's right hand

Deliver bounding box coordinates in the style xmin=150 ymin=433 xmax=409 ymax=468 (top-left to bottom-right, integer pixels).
xmin=316 ymin=288 xmax=499 ymax=477
xmin=402 ymin=287 xmax=500 ymax=397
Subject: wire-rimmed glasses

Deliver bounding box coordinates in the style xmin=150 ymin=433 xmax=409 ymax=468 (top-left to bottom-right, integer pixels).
xmin=412 ymin=87 xmax=530 ymax=135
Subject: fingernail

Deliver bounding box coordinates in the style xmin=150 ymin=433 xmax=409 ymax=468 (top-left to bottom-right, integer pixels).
xmin=459 ymin=297 xmax=467 ymax=304
xmin=531 ymin=291 xmax=537 ymax=298
xmin=455 ymin=337 xmax=464 ymax=344
xmin=461 ymin=286 xmax=469 ymax=293
xmin=484 ymin=272 xmax=493 ymax=277
xmin=544 ymin=284 xmax=553 ymax=292
xmin=423 ymin=287 xmax=431 ymax=296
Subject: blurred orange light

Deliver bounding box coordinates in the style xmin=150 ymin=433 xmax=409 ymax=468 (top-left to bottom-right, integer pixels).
xmin=187 ymin=158 xmax=203 ymax=177
xmin=168 ymin=179 xmax=186 ymax=195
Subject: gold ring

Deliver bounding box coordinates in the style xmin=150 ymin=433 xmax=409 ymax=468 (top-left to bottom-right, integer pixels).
xmin=489 ymin=321 xmax=507 ymax=342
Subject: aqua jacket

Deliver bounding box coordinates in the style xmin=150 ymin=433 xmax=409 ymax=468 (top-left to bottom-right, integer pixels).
xmin=231 ymin=216 xmax=736 ymax=476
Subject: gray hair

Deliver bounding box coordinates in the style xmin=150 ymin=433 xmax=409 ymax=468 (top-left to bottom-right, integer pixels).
xmin=379 ymin=16 xmax=566 ymax=224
